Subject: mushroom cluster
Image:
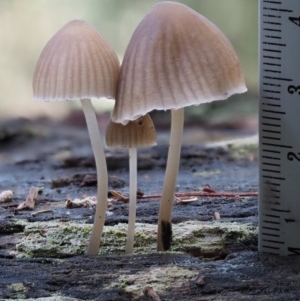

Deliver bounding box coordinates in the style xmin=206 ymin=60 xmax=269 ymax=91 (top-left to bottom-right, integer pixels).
xmin=111 ymin=2 xmax=247 ymax=251
xmin=33 ymin=1 xmax=246 ymax=255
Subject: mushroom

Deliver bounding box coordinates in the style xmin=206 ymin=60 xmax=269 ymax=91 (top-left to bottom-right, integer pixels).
xmin=111 ymin=2 xmax=247 ymax=251
xmin=105 ymin=114 xmax=156 ymax=254
xmin=33 ymin=20 xmax=120 ymax=255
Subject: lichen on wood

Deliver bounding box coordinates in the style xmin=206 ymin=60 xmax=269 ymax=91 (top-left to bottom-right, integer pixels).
xmin=9 ymin=220 xmax=257 ymax=258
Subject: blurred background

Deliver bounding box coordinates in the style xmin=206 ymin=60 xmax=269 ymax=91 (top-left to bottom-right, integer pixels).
xmin=0 ymin=0 xmax=258 ymax=125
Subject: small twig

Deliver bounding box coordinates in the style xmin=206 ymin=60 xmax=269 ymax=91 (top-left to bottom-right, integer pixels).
xmin=142 ymin=285 xmax=161 ymax=301
xmin=109 ymin=190 xmax=129 ymax=202
xmin=31 ymin=209 xmax=53 ymax=217
xmin=138 ymin=191 xmax=258 ymax=199
xmin=175 ymin=196 xmax=198 ymax=204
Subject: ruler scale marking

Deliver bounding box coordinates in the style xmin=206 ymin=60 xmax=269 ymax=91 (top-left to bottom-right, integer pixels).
xmin=259 ymin=0 xmax=300 ymax=255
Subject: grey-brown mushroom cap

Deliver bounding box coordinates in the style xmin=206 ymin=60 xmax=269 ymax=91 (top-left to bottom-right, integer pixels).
xmin=105 ymin=114 xmax=156 ymax=148
xmin=33 ymin=20 xmax=120 ymax=101
xmin=112 ymin=1 xmax=247 ymax=124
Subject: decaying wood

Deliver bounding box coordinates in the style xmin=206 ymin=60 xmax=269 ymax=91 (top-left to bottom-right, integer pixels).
xmin=1 ymin=118 xmax=292 ymax=301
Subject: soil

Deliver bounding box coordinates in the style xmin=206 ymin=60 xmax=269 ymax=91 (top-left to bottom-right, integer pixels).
xmin=0 ymin=115 xmax=299 ymax=301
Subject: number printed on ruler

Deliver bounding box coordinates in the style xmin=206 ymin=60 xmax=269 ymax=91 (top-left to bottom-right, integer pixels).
xmin=259 ymin=0 xmax=300 ymax=255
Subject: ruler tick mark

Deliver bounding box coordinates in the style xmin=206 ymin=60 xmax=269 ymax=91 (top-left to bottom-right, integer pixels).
xmin=264 ymin=70 xmax=281 ymax=74
xmin=263 ymin=22 xmax=282 ymax=25
xmin=262 ymin=142 xmax=292 ymax=148
xmin=263 ymin=169 xmax=281 ymax=173
xmin=262 ymin=245 xmax=280 ymax=250
xmin=262 ymin=123 xmax=281 ymax=127
xmin=263 ymin=42 xmax=286 ymax=46
xmin=263 ymin=7 xmax=293 ymax=13
xmin=263 ymin=239 xmax=284 ymax=244
xmin=270 ymin=189 xmax=280 ymax=193
xmin=263 ymin=1 xmax=282 ymax=4
xmin=262 ymin=175 xmax=285 ymax=180
xmin=262 ymin=116 xmax=281 ymax=121
xmin=265 ymin=182 xmax=281 ymax=187
xmin=263 ymin=14 xmax=281 ymax=18
xmin=264 ymin=76 xmax=292 ymax=81
xmin=265 ymin=35 xmax=281 ymax=39
xmin=263 ymin=89 xmax=281 ymax=93
xmin=271 ymin=208 xmax=290 ymax=213
xmin=265 ymin=214 xmax=280 ymax=218
xmin=262 ymin=109 xmax=285 ymax=114
xmin=263 ymin=163 xmax=280 ymax=167
xmin=262 ymin=226 xmax=280 ymax=231
xmin=262 ymin=149 xmax=281 ymax=154
xmin=263 ymin=220 xmax=280 ymax=224
xmin=262 ymin=104 xmax=281 ymax=108
xmin=262 ymin=137 xmax=281 ymax=142
xmin=263 ymin=63 xmax=281 ymax=67
xmin=262 ymin=130 xmax=281 ymax=134
xmin=263 ymin=28 xmax=281 ymax=32
xmin=262 ymin=233 xmax=280 ymax=237
xmin=262 ymin=156 xmax=280 ymax=160
xmin=263 ymin=83 xmax=281 ymax=87
xmin=263 ymin=49 xmax=281 ymax=53
xmin=263 ymin=56 xmax=281 ymax=60
xmin=263 ymin=97 xmax=280 ymax=100
xmin=285 ymin=219 xmax=295 ymax=223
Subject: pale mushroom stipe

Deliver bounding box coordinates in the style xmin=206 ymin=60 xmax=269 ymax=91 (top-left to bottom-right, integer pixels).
xmin=111 ymin=2 xmax=247 ymax=251
xmin=105 ymin=114 xmax=156 ymax=254
xmin=33 ymin=20 xmax=120 ymax=255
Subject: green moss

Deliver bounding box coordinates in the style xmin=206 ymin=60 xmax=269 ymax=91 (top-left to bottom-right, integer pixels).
xmin=108 ymin=265 xmax=198 ymax=297
xmin=7 ymin=283 xmax=27 ymax=292
xmin=193 ymin=169 xmax=222 ymax=177
xmin=1 ymin=219 xmax=26 ymax=234
xmin=6 ymin=283 xmax=28 ymax=299
xmin=12 ymin=220 xmax=257 ymax=258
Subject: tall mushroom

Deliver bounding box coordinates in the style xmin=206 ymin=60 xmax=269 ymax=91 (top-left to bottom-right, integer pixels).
xmin=105 ymin=114 xmax=156 ymax=254
xmin=111 ymin=2 xmax=247 ymax=251
xmin=33 ymin=20 xmax=120 ymax=255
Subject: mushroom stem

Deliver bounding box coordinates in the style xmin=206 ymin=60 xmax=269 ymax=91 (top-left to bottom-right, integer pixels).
xmin=157 ymin=108 xmax=184 ymax=251
xmin=125 ymin=147 xmax=137 ymax=254
xmin=81 ymin=98 xmax=108 ymax=255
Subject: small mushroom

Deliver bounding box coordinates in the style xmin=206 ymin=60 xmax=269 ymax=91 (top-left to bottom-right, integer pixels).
xmin=111 ymin=2 xmax=247 ymax=251
xmin=33 ymin=20 xmax=120 ymax=255
xmin=105 ymin=114 xmax=156 ymax=254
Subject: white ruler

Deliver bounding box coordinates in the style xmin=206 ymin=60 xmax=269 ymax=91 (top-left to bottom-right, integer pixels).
xmin=259 ymin=0 xmax=300 ymax=255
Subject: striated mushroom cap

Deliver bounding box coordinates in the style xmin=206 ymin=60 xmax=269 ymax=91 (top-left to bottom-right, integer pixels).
xmin=112 ymin=1 xmax=247 ymax=124
xmin=105 ymin=114 xmax=156 ymax=148
xmin=33 ymin=20 xmax=120 ymax=101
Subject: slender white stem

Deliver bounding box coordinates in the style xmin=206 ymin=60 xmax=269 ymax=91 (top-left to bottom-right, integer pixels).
xmin=125 ymin=147 xmax=137 ymax=254
xmin=81 ymin=99 xmax=108 ymax=255
xmin=157 ymin=108 xmax=184 ymax=251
